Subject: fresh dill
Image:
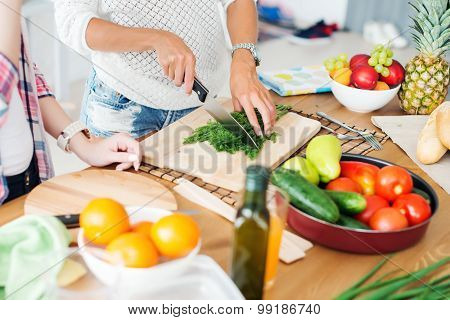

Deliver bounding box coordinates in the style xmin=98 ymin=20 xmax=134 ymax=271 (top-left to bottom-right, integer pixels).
xmin=183 ymin=104 xmax=291 ymax=159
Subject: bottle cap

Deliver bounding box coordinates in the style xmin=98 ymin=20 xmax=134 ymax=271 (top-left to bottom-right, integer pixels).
xmin=245 ymin=165 xmax=270 ymax=192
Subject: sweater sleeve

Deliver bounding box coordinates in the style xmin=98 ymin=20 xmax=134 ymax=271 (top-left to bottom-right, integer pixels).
xmin=221 ymin=0 xmax=257 ymax=10
xmin=0 ymin=53 xmax=19 ymax=126
xmin=54 ymin=0 xmax=100 ymax=56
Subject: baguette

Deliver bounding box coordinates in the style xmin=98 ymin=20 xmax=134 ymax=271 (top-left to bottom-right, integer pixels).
xmin=416 ymin=105 xmax=447 ymax=164
xmin=436 ymin=101 xmax=450 ymax=149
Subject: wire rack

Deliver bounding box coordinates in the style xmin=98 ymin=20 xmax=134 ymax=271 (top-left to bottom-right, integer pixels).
xmin=139 ymin=111 xmax=389 ymax=207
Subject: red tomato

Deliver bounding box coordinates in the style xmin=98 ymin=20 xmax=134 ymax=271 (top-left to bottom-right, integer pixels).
xmin=326 ymin=177 xmax=362 ymax=193
xmin=340 ymin=161 xmax=380 ymax=195
xmin=392 ymin=194 xmax=431 ymax=226
xmin=375 ymin=166 xmax=413 ymax=201
xmin=354 ymin=195 xmax=389 ymax=224
xmin=369 ymin=207 xmax=409 ymax=231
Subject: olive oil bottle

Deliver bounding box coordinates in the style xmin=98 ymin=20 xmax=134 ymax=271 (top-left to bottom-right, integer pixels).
xmin=231 ymin=165 xmax=270 ymax=300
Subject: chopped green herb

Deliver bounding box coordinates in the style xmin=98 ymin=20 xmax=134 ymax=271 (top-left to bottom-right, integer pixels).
xmin=183 ymin=104 xmax=291 ymax=159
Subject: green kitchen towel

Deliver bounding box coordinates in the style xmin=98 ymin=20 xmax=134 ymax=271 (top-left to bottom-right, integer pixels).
xmin=0 ymin=215 xmax=70 ymax=299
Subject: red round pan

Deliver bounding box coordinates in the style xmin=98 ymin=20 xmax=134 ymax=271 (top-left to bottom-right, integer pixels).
xmin=287 ymin=154 xmax=439 ymax=254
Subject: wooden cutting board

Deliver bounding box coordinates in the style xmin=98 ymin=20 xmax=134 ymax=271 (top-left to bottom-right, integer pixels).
xmin=142 ymin=103 xmax=321 ymax=191
xmin=24 ymin=169 xmax=177 ymax=217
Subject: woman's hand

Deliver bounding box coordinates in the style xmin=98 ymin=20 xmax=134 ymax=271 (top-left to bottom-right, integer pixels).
xmin=153 ymin=30 xmax=196 ymax=94
xmin=71 ymin=133 xmax=141 ymax=171
xmin=230 ymin=50 xmax=275 ymax=136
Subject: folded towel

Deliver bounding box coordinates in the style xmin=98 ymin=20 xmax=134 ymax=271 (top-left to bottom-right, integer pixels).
xmin=0 ymin=215 xmax=70 ymax=299
xmin=258 ymin=66 xmax=331 ymax=96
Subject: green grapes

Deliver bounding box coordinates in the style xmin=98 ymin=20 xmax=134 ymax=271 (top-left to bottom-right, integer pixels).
xmin=370 ymin=44 xmax=394 ymax=76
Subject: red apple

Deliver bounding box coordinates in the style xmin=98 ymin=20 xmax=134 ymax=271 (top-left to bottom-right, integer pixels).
xmin=349 ymin=54 xmax=370 ymax=70
xmin=380 ymin=60 xmax=405 ymax=87
xmin=351 ymin=65 xmax=379 ymax=90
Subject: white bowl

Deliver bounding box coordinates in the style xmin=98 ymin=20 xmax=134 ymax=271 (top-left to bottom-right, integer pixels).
xmin=78 ymin=206 xmax=201 ymax=288
xmin=330 ymin=78 xmax=400 ymax=113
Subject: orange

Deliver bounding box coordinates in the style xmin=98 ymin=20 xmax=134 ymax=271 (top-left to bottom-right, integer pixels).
xmin=131 ymin=221 xmax=153 ymax=239
xmin=151 ymin=213 xmax=200 ymax=258
xmin=331 ymin=68 xmax=352 ymax=86
xmin=374 ymin=81 xmax=390 ymax=90
xmin=106 ymin=232 xmax=159 ymax=268
xmin=80 ymin=198 xmax=130 ymax=245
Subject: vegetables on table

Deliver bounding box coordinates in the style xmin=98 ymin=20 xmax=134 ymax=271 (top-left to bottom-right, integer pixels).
xmin=336 ymin=215 xmax=369 ymax=230
xmin=369 ymin=207 xmax=408 ymax=231
xmin=183 ymin=104 xmax=291 ymax=160
xmin=340 ymin=161 xmax=380 ymax=195
xmin=375 ymin=166 xmax=413 ymax=201
xmin=336 ymin=256 xmax=450 ymax=300
xmin=354 ymin=195 xmax=389 ymax=224
xmin=305 ymin=135 xmax=342 ymax=183
xmin=282 ymin=156 xmax=320 ymax=185
xmin=325 ymin=190 xmax=367 ymax=216
xmin=416 ymin=104 xmax=448 ymax=164
xmin=271 ymin=168 xmax=340 ymax=223
xmin=392 ymin=194 xmax=431 ymax=226
xmin=326 ymin=177 xmax=362 ymax=193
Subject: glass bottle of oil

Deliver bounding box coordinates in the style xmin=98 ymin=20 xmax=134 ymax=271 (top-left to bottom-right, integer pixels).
xmin=231 ymin=165 xmax=270 ymax=300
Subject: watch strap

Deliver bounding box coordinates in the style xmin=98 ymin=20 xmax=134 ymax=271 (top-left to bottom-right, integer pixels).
xmin=57 ymin=121 xmax=89 ymax=153
xmin=231 ymin=43 xmax=260 ymax=66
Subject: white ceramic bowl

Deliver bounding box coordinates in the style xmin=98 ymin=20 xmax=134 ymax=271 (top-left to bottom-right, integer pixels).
xmin=78 ymin=206 xmax=201 ymax=287
xmin=330 ymin=78 xmax=400 ymax=113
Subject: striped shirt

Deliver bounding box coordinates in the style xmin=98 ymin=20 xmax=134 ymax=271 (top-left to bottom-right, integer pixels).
xmin=0 ymin=33 xmax=54 ymax=204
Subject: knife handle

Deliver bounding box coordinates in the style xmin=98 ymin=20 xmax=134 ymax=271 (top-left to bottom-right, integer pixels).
xmin=55 ymin=214 xmax=80 ymax=229
xmin=193 ymin=78 xmax=209 ymax=103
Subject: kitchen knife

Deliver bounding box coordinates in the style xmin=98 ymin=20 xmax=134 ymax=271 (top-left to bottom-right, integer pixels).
xmin=54 ymin=210 xmax=199 ymax=229
xmin=193 ymin=78 xmax=259 ymax=149
xmin=55 ymin=213 xmax=80 ymax=229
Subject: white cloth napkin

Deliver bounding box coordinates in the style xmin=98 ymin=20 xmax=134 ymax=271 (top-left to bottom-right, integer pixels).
xmin=372 ymin=115 xmax=450 ymax=194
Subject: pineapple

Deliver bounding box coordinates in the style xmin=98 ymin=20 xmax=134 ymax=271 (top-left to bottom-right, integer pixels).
xmin=399 ymin=0 xmax=450 ymax=114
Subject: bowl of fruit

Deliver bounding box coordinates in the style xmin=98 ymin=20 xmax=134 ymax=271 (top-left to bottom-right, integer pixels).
xmin=273 ymin=136 xmax=438 ymax=254
xmin=325 ymin=45 xmax=406 ymax=113
xmin=77 ymin=199 xmax=201 ymax=287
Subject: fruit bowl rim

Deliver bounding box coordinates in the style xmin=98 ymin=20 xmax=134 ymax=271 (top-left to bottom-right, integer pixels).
xmin=329 ymin=76 xmax=401 ymax=93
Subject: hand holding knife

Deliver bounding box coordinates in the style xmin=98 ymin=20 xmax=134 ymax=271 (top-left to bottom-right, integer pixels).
xmin=192 ymin=78 xmax=259 ymax=149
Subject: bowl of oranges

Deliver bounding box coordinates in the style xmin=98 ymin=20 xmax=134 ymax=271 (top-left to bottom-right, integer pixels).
xmin=77 ymin=198 xmax=201 ymax=287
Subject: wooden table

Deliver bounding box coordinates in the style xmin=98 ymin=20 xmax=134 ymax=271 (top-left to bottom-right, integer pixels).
xmin=1 ymin=92 xmax=449 ymax=299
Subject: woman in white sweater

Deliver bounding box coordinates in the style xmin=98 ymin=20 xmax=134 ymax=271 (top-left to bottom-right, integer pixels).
xmin=55 ymin=0 xmax=275 ymax=138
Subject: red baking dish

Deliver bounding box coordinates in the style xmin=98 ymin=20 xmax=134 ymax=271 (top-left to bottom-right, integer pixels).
xmin=287 ymin=154 xmax=439 ymax=254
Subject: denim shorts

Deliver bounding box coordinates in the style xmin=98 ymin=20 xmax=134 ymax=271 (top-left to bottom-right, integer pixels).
xmin=80 ymin=69 xmax=198 ymax=138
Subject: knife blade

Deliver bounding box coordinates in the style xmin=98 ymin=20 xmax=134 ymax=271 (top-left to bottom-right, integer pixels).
xmin=193 ymin=78 xmax=259 ymax=149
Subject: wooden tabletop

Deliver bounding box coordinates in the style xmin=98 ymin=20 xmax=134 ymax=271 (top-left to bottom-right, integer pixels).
xmin=1 ymin=92 xmax=449 ymax=299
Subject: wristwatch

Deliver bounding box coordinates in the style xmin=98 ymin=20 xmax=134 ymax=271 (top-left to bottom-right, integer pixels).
xmin=231 ymin=43 xmax=261 ymax=66
xmin=57 ymin=121 xmax=90 ymax=153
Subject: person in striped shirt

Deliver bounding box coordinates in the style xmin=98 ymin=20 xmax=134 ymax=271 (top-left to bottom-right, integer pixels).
xmin=0 ymin=0 xmax=142 ymax=204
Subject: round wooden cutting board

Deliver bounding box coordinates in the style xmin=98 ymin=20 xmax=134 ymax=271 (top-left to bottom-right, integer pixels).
xmin=24 ymin=169 xmax=177 ymax=217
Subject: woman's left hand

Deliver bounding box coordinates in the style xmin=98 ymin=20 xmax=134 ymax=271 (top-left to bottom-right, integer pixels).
xmin=230 ymin=50 xmax=275 ymax=137
xmin=73 ymin=133 xmax=141 ymax=171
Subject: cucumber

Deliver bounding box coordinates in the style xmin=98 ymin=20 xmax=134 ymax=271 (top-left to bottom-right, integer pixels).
xmin=336 ymin=215 xmax=369 ymax=230
xmin=412 ymin=188 xmax=431 ymax=204
xmin=271 ymin=168 xmax=339 ymax=223
xmin=325 ymin=190 xmax=367 ymax=215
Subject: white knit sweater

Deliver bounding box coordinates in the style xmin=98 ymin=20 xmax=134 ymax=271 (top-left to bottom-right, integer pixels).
xmin=55 ymin=0 xmax=246 ymax=110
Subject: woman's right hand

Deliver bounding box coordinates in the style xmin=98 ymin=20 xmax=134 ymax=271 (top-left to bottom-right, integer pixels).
xmin=153 ymin=30 xmax=196 ymax=94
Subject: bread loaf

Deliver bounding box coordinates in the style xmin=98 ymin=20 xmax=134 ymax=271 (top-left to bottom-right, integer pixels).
xmin=416 ymin=104 xmax=447 ymax=164
xmin=436 ymin=101 xmax=450 ymax=149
